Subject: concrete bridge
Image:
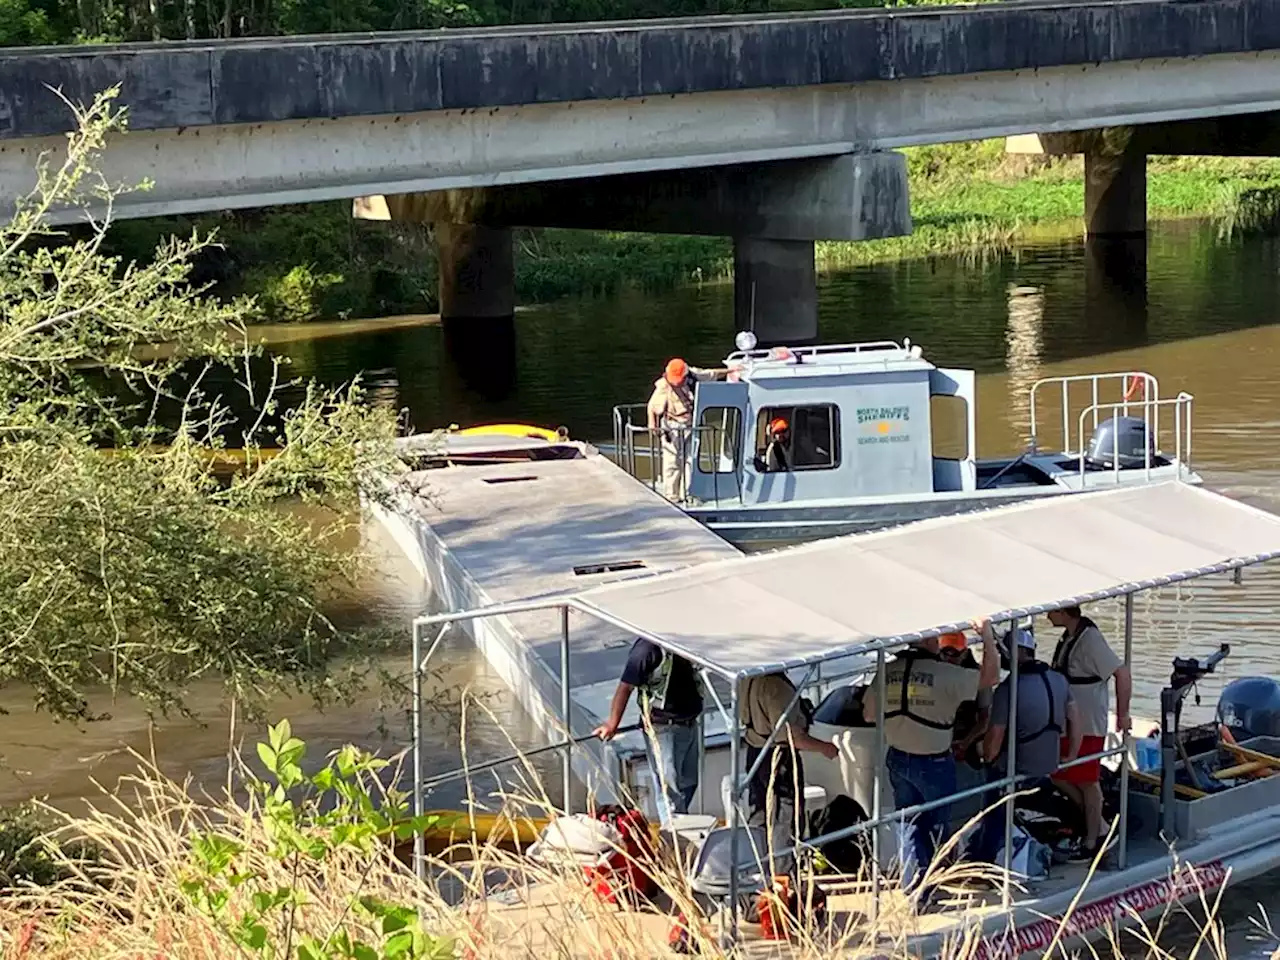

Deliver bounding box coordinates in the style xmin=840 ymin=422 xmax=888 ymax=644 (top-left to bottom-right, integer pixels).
xmin=1 ymin=0 xmax=1276 ymax=342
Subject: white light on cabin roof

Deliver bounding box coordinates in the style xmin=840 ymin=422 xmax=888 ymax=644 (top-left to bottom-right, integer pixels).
xmin=735 ymin=330 xmax=757 ymax=352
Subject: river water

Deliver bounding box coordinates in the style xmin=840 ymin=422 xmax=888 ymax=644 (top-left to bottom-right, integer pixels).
xmin=3 ymin=219 xmax=1280 ymax=951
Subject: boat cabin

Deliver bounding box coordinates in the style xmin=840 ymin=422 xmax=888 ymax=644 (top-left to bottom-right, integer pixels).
xmin=613 ymin=336 xmax=1196 ymax=543
xmin=686 ymin=339 xmax=975 ymax=504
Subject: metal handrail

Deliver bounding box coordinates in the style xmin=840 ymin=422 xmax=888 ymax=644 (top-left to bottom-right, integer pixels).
xmin=1029 ymin=372 xmax=1160 ymax=455
xmin=611 ymin=403 xmax=744 ymax=504
xmin=1074 ymin=393 xmax=1194 ymax=484
xmin=725 ymin=339 xmax=903 ymax=364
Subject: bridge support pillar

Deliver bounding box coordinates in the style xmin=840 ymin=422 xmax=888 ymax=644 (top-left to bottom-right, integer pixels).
xmin=733 ymin=237 xmax=817 ymax=346
xmin=436 ymin=222 xmax=515 ymax=320
xmin=1085 ymin=139 xmax=1146 ymax=239
xmin=1083 ymin=131 xmax=1148 ymax=339
xmin=436 ymin=223 xmax=517 ymax=400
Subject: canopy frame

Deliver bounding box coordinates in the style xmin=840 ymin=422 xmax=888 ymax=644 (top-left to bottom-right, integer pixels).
xmin=404 ymin=482 xmax=1280 ymax=943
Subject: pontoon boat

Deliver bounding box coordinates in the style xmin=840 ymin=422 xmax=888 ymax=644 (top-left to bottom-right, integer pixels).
xmin=402 ymin=481 xmax=1280 ymax=956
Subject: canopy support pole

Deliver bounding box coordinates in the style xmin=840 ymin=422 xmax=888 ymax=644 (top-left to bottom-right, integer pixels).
xmin=1119 ymin=593 xmax=1134 ymax=869
xmin=411 ymin=619 xmax=425 ymax=884
xmin=1003 ymin=618 xmax=1020 ymax=911
xmin=411 ymin=621 xmax=448 ymax=884
xmin=560 ymin=605 xmax=572 ymax=815
xmin=872 ymin=649 xmax=886 ymax=924
xmin=698 ymin=711 xmax=707 ymax=814
xmin=701 ymin=668 xmax=733 ymax=730
xmin=728 ymin=678 xmax=742 ymax=945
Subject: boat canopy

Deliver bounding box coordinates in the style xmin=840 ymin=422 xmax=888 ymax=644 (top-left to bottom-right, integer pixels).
xmin=573 ymin=482 xmax=1280 ymax=680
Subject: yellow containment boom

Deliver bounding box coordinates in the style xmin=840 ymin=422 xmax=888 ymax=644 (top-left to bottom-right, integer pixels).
xmin=454 ymin=423 xmax=569 ymax=443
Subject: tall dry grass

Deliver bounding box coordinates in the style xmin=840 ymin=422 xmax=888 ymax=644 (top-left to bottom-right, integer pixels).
xmin=0 ymin=733 xmax=1252 ymax=960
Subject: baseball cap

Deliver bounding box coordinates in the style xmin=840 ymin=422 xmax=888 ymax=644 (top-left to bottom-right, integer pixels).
xmin=1009 ymin=627 xmax=1035 ymax=651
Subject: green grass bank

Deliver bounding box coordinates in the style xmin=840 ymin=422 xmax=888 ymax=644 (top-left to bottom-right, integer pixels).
xmin=104 ymin=140 xmax=1280 ymax=322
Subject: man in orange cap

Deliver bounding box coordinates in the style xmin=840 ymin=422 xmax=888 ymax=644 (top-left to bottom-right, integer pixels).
xmin=762 ymin=417 xmax=791 ymax=472
xmin=647 ymin=356 xmax=723 ymax=501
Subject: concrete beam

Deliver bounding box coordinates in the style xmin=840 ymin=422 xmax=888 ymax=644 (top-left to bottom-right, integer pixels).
xmin=1008 ymin=110 xmax=1280 ymax=155
xmin=4 ymin=0 xmax=1278 ymax=139
xmin=11 ymin=50 xmax=1280 ymax=223
xmin=354 ymin=154 xmax=911 ymax=243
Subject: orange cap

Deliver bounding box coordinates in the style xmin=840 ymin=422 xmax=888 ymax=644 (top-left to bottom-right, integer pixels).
xmin=939 ymin=632 xmax=967 ymax=652
xmin=768 ymin=417 xmax=789 ymax=435
xmin=665 ymin=358 xmax=688 ymax=384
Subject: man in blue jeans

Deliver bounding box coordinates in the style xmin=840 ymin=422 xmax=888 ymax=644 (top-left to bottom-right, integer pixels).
xmin=865 ymin=617 xmax=999 ymax=898
xmin=594 ymin=638 xmax=703 ymax=825
xmin=972 ymin=627 xmax=1081 ymax=863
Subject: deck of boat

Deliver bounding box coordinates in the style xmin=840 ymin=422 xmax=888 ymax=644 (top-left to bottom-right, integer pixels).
xmin=374 ymin=445 xmax=740 ymax=803
xmin=463 ymin=831 xmax=1216 ymax=959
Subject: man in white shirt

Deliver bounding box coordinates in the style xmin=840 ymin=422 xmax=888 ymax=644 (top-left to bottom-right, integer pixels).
xmin=646 ymin=357 xmax=721 ymax=501
xmin=1048 ymin=605 xmax=1132 ymax=863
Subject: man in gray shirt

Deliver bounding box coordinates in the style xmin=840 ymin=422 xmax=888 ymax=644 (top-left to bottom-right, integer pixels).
xmin=970 ymin=628 xmax=1081 ymax=863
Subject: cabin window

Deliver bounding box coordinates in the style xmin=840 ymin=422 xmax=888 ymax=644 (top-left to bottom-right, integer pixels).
xmin=930 ymin=395 xmax=970 ymax=461
xmin=753 ymin=404 xmax=841 ymax=472
xmin=697 ymin=407 xmax=743 ymax=474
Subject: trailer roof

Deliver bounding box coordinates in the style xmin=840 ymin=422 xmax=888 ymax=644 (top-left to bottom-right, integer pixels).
xmin=574 ymin=483 xmax=1280 ymax=679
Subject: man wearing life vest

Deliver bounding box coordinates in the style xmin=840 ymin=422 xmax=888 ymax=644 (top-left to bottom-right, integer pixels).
xmin=863 ymin=617 xmax=1000 ymax=898
xmin=971 ymin=628 xmax=1082 ymax=863
xmin=1047 ymin=605 xmax=1132 ymax=864
xmin=593 ymin=638 xmax=703 ymax=826
xmin=646 ymin=357 xmax=721 ymax=502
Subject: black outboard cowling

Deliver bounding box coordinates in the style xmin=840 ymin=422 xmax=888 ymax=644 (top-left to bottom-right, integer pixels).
xmin=1216 ymin=677 xmax=1280 ymax=739
xmin=1086 ymin=416 xmax=1154 ymax=469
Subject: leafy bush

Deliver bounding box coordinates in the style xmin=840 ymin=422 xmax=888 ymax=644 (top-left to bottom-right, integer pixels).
xmin=0 ymin=805 xmax=101 ymax=889
xmin=178 ymin=720 xmax=452 ymax=960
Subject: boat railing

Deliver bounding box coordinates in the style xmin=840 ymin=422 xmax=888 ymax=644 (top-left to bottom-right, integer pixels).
xmin=611 ymin=403 xmax=744 ymax=504
xmin=611 ymin=404 xmax=650 ymax=480
xmin=724 ymin=339 xmax=904 ymax=364
xmin=1029 ymin=372 xmax=1161 ymax=456
xmin=1073 ymin=393 xmax=1194 ymax=484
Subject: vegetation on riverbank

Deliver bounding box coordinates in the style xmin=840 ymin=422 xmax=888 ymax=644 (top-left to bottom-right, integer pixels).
xmin=0 ymin=92 xmax=401 ymax=723
xmin=102 ymin=140 xmax=1280 ymax=323
xmin=0 ymin=722 xmax=1248 ymax=960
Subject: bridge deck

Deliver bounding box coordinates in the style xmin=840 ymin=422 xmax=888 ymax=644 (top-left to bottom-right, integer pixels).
xmin=1 ymin=0 xmax=1274 ymax=138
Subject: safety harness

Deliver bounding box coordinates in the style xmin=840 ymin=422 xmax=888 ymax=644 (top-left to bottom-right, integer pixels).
xmin=1014 ymin=660 xmax=1064 ymax=745
xmin=1051 ymin=616 xmax=1105 ymax=687
xmin=638 ymin=650 xmax=702 ymax=719
xmin=658 ymin=376 xmax=696 ymax=427
xmin=883 ymin=650 xmax=955 ymax=732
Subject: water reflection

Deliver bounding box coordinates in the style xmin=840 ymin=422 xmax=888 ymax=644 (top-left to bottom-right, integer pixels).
xmin=1004 ymin=283 xmax=1045 ymax=436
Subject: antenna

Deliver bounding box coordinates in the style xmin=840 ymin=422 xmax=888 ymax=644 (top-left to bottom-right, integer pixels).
xmin=750 ymin=281 xmax=757 ymax=335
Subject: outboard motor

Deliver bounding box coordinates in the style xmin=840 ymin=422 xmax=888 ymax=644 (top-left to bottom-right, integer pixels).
xmin=1217 ymin=676 xmax=1280 ymax=739
xmin=1086 ymin=416 xmax=1154 ymax=469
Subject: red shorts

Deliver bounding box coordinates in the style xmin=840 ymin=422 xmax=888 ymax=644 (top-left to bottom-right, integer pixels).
xmin=1054 ymin=735 xmax=1105 ymax=785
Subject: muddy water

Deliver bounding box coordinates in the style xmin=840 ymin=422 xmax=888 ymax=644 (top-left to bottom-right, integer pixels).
xmin=2 ymin=218 xmax=1280 ymax=950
